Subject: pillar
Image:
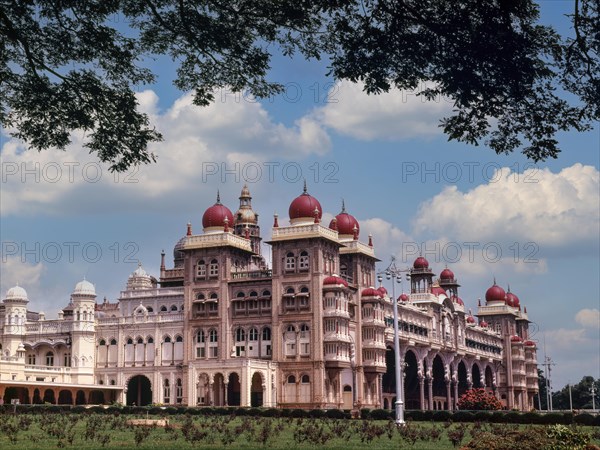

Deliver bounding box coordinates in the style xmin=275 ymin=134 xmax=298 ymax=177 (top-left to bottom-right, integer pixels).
xmin=427 ymin=376 xmax=433 ymax=410
xmin=445 ymin=380 xmax=452 ymax=411
xmin=453 ymin=380 xmax=459 ymax=410
xmin=224 ymin=382 xmax=228 ymax=406
xmin=418 ymin=376 xmax=425 ymax=410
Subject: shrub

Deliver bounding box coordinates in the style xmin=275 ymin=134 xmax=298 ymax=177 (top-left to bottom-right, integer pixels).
xmin=360 ymin=408 xmax=371 ymax=420
xmin=472 ymin=411 xmax=492 ymax=422
xmin=261 ymin=408 xmax=281 ymax=418
xmin=452 ymin=411 xmax=475 ymax=422
xmin=546 ymin=424 xmax=590 ymax=449
xmin=433 ymin=410 xmax=451 ymax=422
xmin=290 ymin=408 xmax=308 ymax=418
xmin=324 ymin=409 xmax=348 ymax=419
xmin=574 ymin=413 xmax=595 ymax=426
xmin=308 ymin=409 xmax=325 ymax=418
xmin=370 ymin=409 xmax=392 ymax=420
xmin=457 ymin=388 xmax=503 ymax=411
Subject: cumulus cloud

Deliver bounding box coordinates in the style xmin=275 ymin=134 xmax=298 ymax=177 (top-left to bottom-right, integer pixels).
xmin=313 ymin=80 xmax=453 ymax=141
xmin=0 ymin=89 xmax=331 ymax=216
xmin=413 ymin=164 xmax=600 ymax=255
xmin=0 ymin=256 xmax=45 ymax=297
xmin=575 ymin=309 xmax=600 ymax=329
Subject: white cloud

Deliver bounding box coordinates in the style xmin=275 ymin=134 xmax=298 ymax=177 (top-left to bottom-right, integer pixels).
xmin=0 ymin=256 xmax=45 ymax=297
xmin=313 ymin=80 xmax=452 ymax=141
xmin=413 ymin=164 xmax=600 ymax=253
xmin=575 ymin=309 xmax=600 ymax=329
xmin=0 ymin=90 xmax=331 ymax=216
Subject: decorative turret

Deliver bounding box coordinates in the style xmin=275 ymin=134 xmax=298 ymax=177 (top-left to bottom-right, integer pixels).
xmin=410 ymin=255 xmax=435 ymax=294
xmin=233 ymin=185 xmax=262 ymax=255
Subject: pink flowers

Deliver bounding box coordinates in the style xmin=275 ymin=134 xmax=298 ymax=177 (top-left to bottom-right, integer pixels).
xmin=457 ymin=388 xmax=503 ymax=411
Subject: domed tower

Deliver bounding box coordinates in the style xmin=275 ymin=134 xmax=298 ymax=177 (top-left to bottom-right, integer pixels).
xmin=438 ymin=266 xmax=461 ymax=298
xmin=409 ymin=256 xmax=435 ymax=294
xmin=2 ymin=285 xmax=29 ymax=355
xmin=71 ymin=278 xmax=97 ymax=322
xmin=126 ymin=262 xmax=154 ymax=291
xmin=288 ymin=181 xmax=322 ymax=226
xmin=329 ymin=200 xmax=360 ymax=241
xmin=69 ymin=279 xmax=97 ymax=383
xmin=202 ymin=192 xmax=234 ymax=233
xmin=233 ymin=184 xmax=263 ymax=257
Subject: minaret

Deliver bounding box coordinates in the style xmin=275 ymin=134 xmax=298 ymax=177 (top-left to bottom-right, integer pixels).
xmin=233 ymin=184 xmax=263 ymax=259
xmin=2 ymin=285 xmax=29 ymax=357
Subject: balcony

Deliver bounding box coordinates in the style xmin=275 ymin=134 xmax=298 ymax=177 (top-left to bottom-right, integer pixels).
xmin=361 ymin=339 xmax=387 ymax=350
xmin=323 ymin=308 xmax=351 ymax=319
xmin=324 ymin=354 xmax=351 ymax=369
xmin=323 ymin=332 xmax=352 ymax=343
xmin=363 ymin=359 xmax=387 ymax=373
xmin=230 ymin=269 xmax=272 ymax=280
xmin=361 ymin=316 xmax=386 ymax=327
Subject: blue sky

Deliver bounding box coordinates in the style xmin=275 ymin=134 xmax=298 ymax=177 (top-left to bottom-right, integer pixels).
xmin=1 ymin=1 xmax=598 ymax=393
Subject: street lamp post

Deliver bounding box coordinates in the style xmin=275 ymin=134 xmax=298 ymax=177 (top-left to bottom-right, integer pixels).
xmin=378 ymin=256 xmax=411 ymax=426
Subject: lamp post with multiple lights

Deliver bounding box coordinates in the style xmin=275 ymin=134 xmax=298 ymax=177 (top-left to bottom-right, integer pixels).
xmin=378 ymin=256 xmax=411 ymax=426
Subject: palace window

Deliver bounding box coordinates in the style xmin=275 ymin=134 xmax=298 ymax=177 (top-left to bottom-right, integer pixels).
xmin=163 ymin=379 xmax=170 ymax=404
xmin=64 ymin=353 xmax=71 ymax=367
xmin=299 ymin=251 xmax=309 ymax=270
xmin=285 ymin=252 xmax=295 ymax=271
xmin=46 ymin=351 xmax=54 ymax=367
xmin=209 ymin=259 xmax=219 ymax=277
xmin=176 ymin=378 xmax=183 ymax=404
xmin=197 ymin=260 xmax=206 ymax=278
xmin=262 ymin=327 xmax=271 ymax=341
xmin=248 ymin=328 xmax=258 ymax=341
xmin=27 ymin=354 xmax=36 ymax=365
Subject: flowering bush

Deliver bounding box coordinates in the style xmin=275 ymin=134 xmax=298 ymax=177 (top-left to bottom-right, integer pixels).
xmin=457 ymin=388 xmax=503 ymax=411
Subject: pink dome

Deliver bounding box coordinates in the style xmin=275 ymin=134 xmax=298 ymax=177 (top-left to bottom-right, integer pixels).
xmin=361 ymin=287 xmax=380 ymax=298
xmin=323 ymin=275 xmax=348 ymax=287
xmin=451 ymin=295 xmax=464 ymax=306
xmin=524 ymin=340 xmax=536 ymax=347
xmin=485 ymin=283 xmax=506 ymax=303
xmin=289 ymin=184 xmax=322 ymax=220
xmin=511 ymin=335 xmax=523 ymax=343
xmin=398 ymin=293 xmax=409 ymax=302
xmin=330 ymin=202 xmax=359 ymax=236
xmin=202 ymin=193 xmax=234 ymax=229
xmin=431 ymin=286 xmax=447 ymax=296
xmin=440 ymin=268 xmax=454 ymax=280
xmin=377 ymin=286 xmax=388 ymax=296
xmin=413 ymin=256 xmax=429 ymax=269
xmin=506 ymin=291 xmax=520 ymax=308
xmin=466 ymin=315 xmax=475 ymax=324
xmin=480 ymin=320 xmax=488 ymax=328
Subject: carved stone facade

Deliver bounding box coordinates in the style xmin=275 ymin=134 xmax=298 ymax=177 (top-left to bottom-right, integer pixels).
xmin=0 ymin=185 xmax=538 ymax=411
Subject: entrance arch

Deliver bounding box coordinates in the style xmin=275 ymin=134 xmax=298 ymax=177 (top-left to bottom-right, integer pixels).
xmin=472 ymin=364 xmax=482 ymax=388
xmin=126 ymin=375 xmax=152 ymax=406
xmin=228 ymin=373 xmax=241 ymax=406
xmin=457 ymin=361 xmax=468 ymax=397
xmin=404 ymin=350 xmax=419 ymax=409
xmin=251 ymin=372 xmax=264 ymax=407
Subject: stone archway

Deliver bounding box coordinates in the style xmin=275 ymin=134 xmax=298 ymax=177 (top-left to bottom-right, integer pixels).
xmin=213 ymin=373 xmax=225 ymax=406
xmin=457 ymin=361 xmax=468 ymax=397
xmin=484 ymin=366 xmax=494 ymax=389
xmin=228 ymin=373 xmax=241 ymax=406
xmin=58 ymin=390 xmax=73 ymax=405
xmin=472 ymin=364 xmax=482 ymax=388
xmin=251 ymin=372 xmax=264 ymax=407
xmin=126 ymin=375 xmax=152 ymax=406
xmin=432 ymin=355 xmax=446 ymax=408
xmin=404 ymin=350 xmax=419 ymax=409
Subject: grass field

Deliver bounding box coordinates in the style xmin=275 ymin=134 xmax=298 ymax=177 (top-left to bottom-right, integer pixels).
xmin=1 ymin=413 xmax=599 ymax=449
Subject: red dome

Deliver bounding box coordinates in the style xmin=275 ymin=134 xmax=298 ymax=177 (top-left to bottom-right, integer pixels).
xmin=398 ymin=293 xmax=409 ymax=302
xmin=451 ymin=295 xmax=464 ymax=306
xmin=485 ymin=283 xmax=506 ymax=303
xmin=480 ymin=320 xmax=488 ymax=328
xmin=289 ymin=184 xmax=322 ymax=221
xmin=431 ymin=286 xmax=447 ymax=296
xmin=323 ymin=275 xmax=348 ymax=287
xmin=440 ymin=268 xmax=454 ymax=280
xmin=202 ymin=194 xmax=234 ymax=229
xmin=511 ymin=335 xmax=523 ymax=343
xmin=413 ymin=256 xmax=429 ymax=269
xmin=466 ymin=315 xmax=475 ymax=324
xmin=330 ymin=202 xmax=359 ymax=236
xmin=361 ymin=287 xmax=380 ymax=298
xmin=377 ymin=286 xmax=388 ymax=296
xmin=506 ymin=292 xmax=520 ymax=308
xmin=524 ymin=340 xmax=536 ymax=347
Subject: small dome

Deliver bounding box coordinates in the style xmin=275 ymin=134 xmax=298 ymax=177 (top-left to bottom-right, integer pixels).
xmin=5 ymin=285 xmax=28 ymax=301
xmin=377 ymin=286 xmax=388 ymax=296
xmin=202 ymin=192 xmax=234 ymax=230
xmin=480 ymin=320 xmax=488 ymax=328
xmin=485 ymin=282 xmax=506 ymax=303
xmin=524 ymin=340 xmax=536 ymax=347
xmin=361 ymin=287 xmax=381 ymax=298
xmin=431 ymin=286 xmax=447 ymax=297
xmin=511 ymin=335 xmax=523 ymax=343
xmin=73 ymin=279 xmax=96 ymax=296
xmin=289 ymin=183 xmax=322 ymax=222
xmin=323 ymin=275 xmax=348 ymax=287
xmin=451 ymin=295 xmax=464 ymax=306
xmin=131 ymin=263 xmax=148 ymax=278
xmin=398 ymin=293 xmax=409 ymax=302
xmin=506 ymin=291 xmax=520 ymax=308
xmin=466 ymin=315 xmax=475 ymax=324
xmin=413 ymin=256 xmax=429 ymax=269
xmin=329 ymin=201 xmax=359 ymax=237
xmin=440 ymin=268 xmax=454 ymax=280
xmin=173 ymin=236 xmax=186 ymax=267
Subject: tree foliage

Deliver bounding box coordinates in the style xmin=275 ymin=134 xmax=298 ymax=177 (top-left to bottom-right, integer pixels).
xmin=551 ymin=376 xmax=600 ymax=411
xmin=1 ymin=0 xmax=598 ymax=171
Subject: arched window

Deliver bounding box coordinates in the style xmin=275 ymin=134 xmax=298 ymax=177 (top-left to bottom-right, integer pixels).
xmin=287 ymin=324 xmax=296 ymax=333
xmin=196 ymin=293 xmax=205 ymax=300
xmin=110 ymin=339 xmax=117 ymax=346
xmin=176 ymin=378 xmax=183 ymax=403
xmin=299 ymin=251 xmax=309 ymax=270
xmin=287 ymin=375 xmax=296 ymax=384
xmin=210 ymin=292 xmax=218 ymax=299
xmin=300 ymin=324 xmax=309 ymax=332
xmin=99 ymin=339 xmax=106 ymax=346
xmin=208 ymin=329 xmax=218 ymax=358
xmin=126 ymin=338 xmax=133 ymax=345
xmin=197 ymin=330 xmax=205 ymax=343
xmin=164 ymin=336 xmax=172 ymax=343
xmin=146 ymin=306 xmax=153 ymax=313
xmin=46 ymin=351 xmax=54 ymax=366
xmin=301 ymin=375 xmax=310 ymax=383
xmin=248 ymin=328 xmax=258 ymax=341
xmin=300 ymin=286 xmax=309 ymax=293
xmin=175 ymin=335 xmax=183 ymax=343
xmin=147 ymin=337 xmax=154 ymax=344
xmin=262 ymin=327 xmax=271 ymax=341
xmin=163 ymin=378 xmax=170 ymax=403
xmin=237 ymin=291 xmax=245 ymax=298
xmin=170 ymin=305 xmax=178 ymax=312
xmin=249 ymin=291 xmax=258 ymax=297
xmin=285 ymin=252 xmax=295 ymax=271
xmin=160 ymin=305 xmax=167 ymax=312
xmin=209 ymin=259 xmax=218 ymax=277
xmin=137 ymin=337 xmax=144 ymax=344
xmin=286 ymin=287 xmax=295 ymax=295
xmin=262 ymin=290 xmax=271 ymax=297
xmin=110 ymin=379 xmax=116 ymax=385
xmin=209 ymin=329 xmax=218 ymax=342
xmin=197 ymin=259 xmax=206 ymax=278
xmin=235 ymin=328 xmax=246 ymax=342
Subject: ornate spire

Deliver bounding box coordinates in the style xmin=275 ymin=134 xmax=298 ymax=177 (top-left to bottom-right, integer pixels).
xmin=186 ymin=222 xmax=192 ymax=236
xmin=368 ymin=233 xmax=373 ymax=247
xmin=303 ymin=179 xmax=307 ymax=194
xmin=273 ymin=213 xmax=279 ymax=228
xmin=223 ymin=216 xmax=229 ymax=232
xmin=216 ymin=190 xmax=221 ymax=204
xmin=313 ymin=207 xmax=320 ymax=223
xmin=341 ymin=199 xmax=346 ymax=213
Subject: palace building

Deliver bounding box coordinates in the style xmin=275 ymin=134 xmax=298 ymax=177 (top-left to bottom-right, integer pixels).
xmin=0 ymin=185 xmax=539 ymax=411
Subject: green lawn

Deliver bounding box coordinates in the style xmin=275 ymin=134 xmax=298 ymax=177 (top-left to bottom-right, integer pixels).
xmin=1 ymin=414 xmax=598 ymax=449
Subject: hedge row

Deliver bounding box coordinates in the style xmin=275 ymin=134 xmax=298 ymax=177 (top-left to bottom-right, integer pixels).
xmin=1 ymin=404 xmax=598 ymax=425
